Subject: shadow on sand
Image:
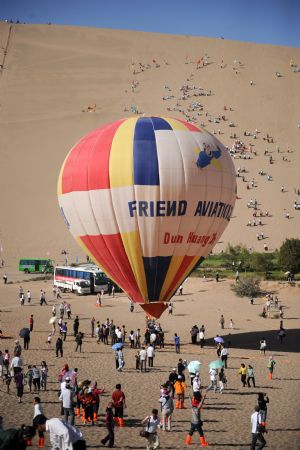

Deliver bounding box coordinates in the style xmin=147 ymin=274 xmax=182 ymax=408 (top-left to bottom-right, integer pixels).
xmin=205 ymin=328 xmax=300 ymax=353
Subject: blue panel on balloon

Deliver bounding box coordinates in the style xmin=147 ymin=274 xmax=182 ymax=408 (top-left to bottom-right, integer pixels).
xmin=143 ymin=256 xmax=172 ymax=302
xmin=151 ymin=117 xmax=172 ymax=130
xmin=133 ymin=118 xmax=160 ymax=186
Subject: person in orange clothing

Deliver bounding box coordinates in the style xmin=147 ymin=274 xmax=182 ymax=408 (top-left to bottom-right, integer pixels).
xmin=92 ymin=381 xmax=105 ymax=422
xmin=174 ymin=375 xmax=187 ymax=409
xmin=82 ymin=388 xmax=96 ymax=425
xmin=112 ymin=383 xmax=127 ymax=427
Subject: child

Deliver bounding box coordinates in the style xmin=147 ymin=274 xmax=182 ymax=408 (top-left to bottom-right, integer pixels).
xmin=33 ymin=397 xmax=45 ymax=447
xmin=174 ymin=375 xmax=186 ymax=409
xmin=3 ymin=373 xmax=12 ymax=393
xmin=47 ymin=334 xmax=52 ymax=345
xmin=185 ymin=393 xmax=208 ymax=446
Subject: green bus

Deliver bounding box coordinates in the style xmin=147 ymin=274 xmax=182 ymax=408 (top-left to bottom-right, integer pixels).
xmin=19 ymin=258 xmax=54 ymax=274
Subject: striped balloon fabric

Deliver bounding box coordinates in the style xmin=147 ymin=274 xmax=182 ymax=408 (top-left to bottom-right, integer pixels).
xmin=58 ymin=117 xmax=236 ymax=318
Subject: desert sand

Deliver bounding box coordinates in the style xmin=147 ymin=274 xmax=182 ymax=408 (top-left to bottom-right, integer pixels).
xmin=0 ymin=22 xmax=300 ymax=449
xmin=0 ymin=277 xmax=299 ymax=449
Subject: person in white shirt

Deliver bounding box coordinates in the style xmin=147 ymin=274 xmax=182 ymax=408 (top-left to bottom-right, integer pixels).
xmin=206 ymin=368 xmax=217 ymax=392
xmin=139 ymin=347 xmax=147 ymax=372
xmin=199 ymin=330 xmax=205 ymax=348
xmin=33 ymin=397 xmax=45 ymax=448
xmin=192 ymin=373 xmax=201 ymax=394
xmin=147 ymin=345 xmax=155 ymax=368
xmin=250 ymin=406 xmax=267 ymax=449
xmin=33 ymin=415 xmax=85 ymax=450
xmin=142 ymin=408 xmax=161 ymax=450
xmin=220 ymin=346 xmax=229 ymax=368
xmin=10 ymin=355 xmax=23 ymax=375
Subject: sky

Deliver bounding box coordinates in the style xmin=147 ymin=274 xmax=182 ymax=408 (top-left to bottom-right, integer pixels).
xmin=1 ymin=0 xmax=300 ymax=48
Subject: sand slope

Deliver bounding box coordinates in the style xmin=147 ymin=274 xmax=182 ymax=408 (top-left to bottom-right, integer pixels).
xmin=0 ymin=23 xmax=300 ymax=267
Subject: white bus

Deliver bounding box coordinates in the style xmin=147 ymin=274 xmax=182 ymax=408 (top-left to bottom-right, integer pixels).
xmin=54 ymin=264 xmax=109 ymax=295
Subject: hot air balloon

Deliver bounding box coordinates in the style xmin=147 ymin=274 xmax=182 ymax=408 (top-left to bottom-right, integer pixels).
xmin=58 ymin=117 xmax=236 ymax=318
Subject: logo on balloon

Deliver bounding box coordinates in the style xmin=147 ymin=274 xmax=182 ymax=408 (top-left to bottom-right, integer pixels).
xmin=196 ymin=144 xmax=222 ymax=169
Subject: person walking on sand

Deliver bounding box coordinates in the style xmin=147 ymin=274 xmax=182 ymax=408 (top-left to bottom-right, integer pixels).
xmin=112 ymin=383 xmax=126 ymax=427
xmin=56 ymin=336 xmax=63 ymax=357
xmin=29 ymin=315 xmax=34 ymax=332
xmin=159 ymin=391 xmax=174 ymax=431
xmin=259 ymin=338 xmax=267 ymax=355
xmin=185 ymin=392 xmax=208 ymax=446
xmin=257 ymin=392 xmax=269 ymax=427
xmin=75 ymin=332 xmax=83 ymax=353
xmin=14 ymin=369 xmax=24 ymax=403
xmin=239 ymin=363 xmax=247 ymax=387
xmin=219 ymin=315 xmax=225 ymax=329
xmin=267 ymin=356 xmax=276 ymax=380
xmin=27 ymin=290 xmax=31 ymax=304
xmin=220 ymin=345 xmax=229 ymax=368
xmin=73 ymin=316 xmax=80 ymax=337
xmin=174 ymin=375 xmax=187 ymax=409
xmin=101 ymin=402 xmax=115 ymax=448
xmin=247 ymin=365 xmax=256 ymax=387
xmin=174 ymin=333 xmax=180 ymax=353
xmin=250 ymin=405 xmax=267 ymax=450
xmin=218 ymin=368 xmax=227 ymax=393
xmin=141 ymin=408 xmax=161 ymax=450
xmin=206 ymin=368 xmax=218 ymax=393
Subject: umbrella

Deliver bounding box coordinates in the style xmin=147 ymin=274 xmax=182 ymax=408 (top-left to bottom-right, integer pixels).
xmin=214 ymin=336 xmax=225 ymax=344
xmin=49 ymin=317 xmax=57 ymax=324
xmin=19 ymin=328 xmax=30 ymax=338
xmin=112 ymin=343 xmax=124 ymax=350
xmin=209 ymin=360 xmax=224 ymax=369
xmin=187 ymin=360 xmax=201 ymax=374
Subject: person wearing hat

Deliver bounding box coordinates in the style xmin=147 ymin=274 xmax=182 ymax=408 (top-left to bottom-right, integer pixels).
xmin=174 ymin=375 xmax=187 ymax=409
xmin=168 ymin=368 xmax=178 ymax=398
xmin=59 ymin=378 xmax=76 ymax=425
xmin=33 ymin=414 xmax=86 ymax=450
xmin=0 ymin=424 xmax=36 ymax=449
xmin=185 ymin=393 xmax=208 ymax=446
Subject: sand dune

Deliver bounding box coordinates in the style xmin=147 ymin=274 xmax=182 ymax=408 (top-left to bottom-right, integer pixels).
xmin=0 ymin=23 xmax=299 ymax=268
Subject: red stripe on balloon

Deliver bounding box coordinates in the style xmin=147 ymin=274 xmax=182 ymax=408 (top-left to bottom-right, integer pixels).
xmin=80 ymin=234 xmax=144 ymax=303
xmin=164 ymin=255 xmax=195 ymax=299
xmin=176 ymin=119 xmax=202 ymax=132
xmin=61 ymin=119 xmax=125 ymax=194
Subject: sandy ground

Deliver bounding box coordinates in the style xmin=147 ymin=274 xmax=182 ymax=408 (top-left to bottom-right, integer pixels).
xmin=0 ymin=276 xmax=299 ymax=449
xmin=0 ymin=23 xmax=300 ymax=267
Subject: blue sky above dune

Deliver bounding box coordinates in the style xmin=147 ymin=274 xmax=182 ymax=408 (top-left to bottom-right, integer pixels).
xmin=1 ymin=0 xmax=300 ymax=48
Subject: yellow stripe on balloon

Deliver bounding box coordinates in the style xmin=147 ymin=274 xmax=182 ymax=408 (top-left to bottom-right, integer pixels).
xmin=164 ymin=255 xmax=200 ymax=303
xmin=57 ymin=149 xmax=72 ymax=196
xmin=109 ymin=117 xmax=138 ymax=188
xmin=120 ymin=230 xmax=148 ymax=300
xmin=159 ymin=255 xmax=185 ymax=301
xmin=162 ymin=117 xmax=189 ymax=131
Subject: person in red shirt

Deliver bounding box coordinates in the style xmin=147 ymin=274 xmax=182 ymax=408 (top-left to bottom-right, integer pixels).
xmin=111 ymin=384 xmax=126 ymax=427
xmin=29 ymin=315 xmax=34 ymax=332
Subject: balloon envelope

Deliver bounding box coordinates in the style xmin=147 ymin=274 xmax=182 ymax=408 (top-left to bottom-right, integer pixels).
xmin=58 ymin=117 xmax=236 ymax=317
